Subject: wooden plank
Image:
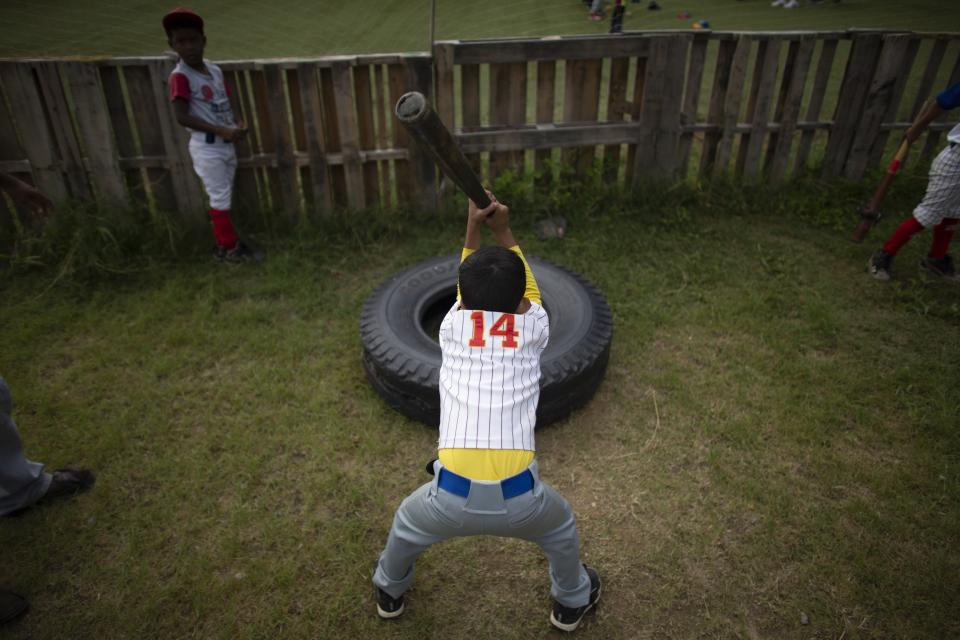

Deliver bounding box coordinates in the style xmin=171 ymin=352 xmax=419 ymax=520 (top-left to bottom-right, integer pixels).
xmin=762 ymin=37 xmax=798 ymax=173
xmin=563 ymin=58 xmax=602 ymax=174
xmin=712 ymin=35 xmax=751 ymax=177
xmin=624 ymin=55 xmax=647 ymax=180
xmin=331 ymin=61 xmax=366 ymax=211
xmin=63 ymin=61 xmax=128 ymax=207
xmin=632 ymin=35 xmax=689 ymax=181
xmin=488 ymin=62 xmax=526 ymax=180
xmin=676 ymin=33 xmax=709 ymax=176
xmin=99 ymin=64 xmax=148 ymax=206
xmin=263 ymin=64 xmax=300 ymax=217
xmin=768 ymin=37 xmax=815 ymax=182
xmin=286 ymin=67 xmax=311 ymax=212
xmin=321 ymin=66 xmax=348 ymax=207
xmin=404 ymin=55 xmax=437 ymax=213
xmin=451 ymin=34 xmax=652 ymax=65
xmin=699 ymin=39 xmax=739 ymax=176
xmin=534 ymin=60 xmax=556 ymax=175
xmin=844 ymin=34 xmax=915 ymax=179
xmin=123 ymin=64 xmax=177 ymax=213
xmin=741 ymin=39 xmax=782 ymax=179
xmin=296 ymin=62 xmax=332 ymax=216
xmin=602 ymin=56 xmax=630 ymax=180
xmin=0 ymin=95 xmax=21 ymax=244
xmin=909 ymin=38 xmax=948 ymax=119
xmin=794 ymin=38 xmax=838 ymax=174
xmin=250 ymin=68 xmax=283 ymax=211
xmin=919 ymin=49 xmax=960 ymax=165
xmin=145 ymin=59 xmax=205 ymax=222
xmin=434 ymin=42 xmax=456 ymax=129
xmin=353 ymin=64 xmax=381 ymax=209
xmin=459 ymin=122 xmax=667 ymax=152
xmin=0 ymin=62 xmax=68 ymax=201
xmin=371 ymin=63 xmax=390 ymax=203
xmin=867 ymin=36 xmax=920 ymax=168
xmin=460 ymin=63 xmax=481 ymax=173
xmin=32 ymin=61 xmax=90 ymax=199
xmin=224 ymin=68 xmax=263 ymax=218
xmin=821 ymin=33 xmax=883 ymax=178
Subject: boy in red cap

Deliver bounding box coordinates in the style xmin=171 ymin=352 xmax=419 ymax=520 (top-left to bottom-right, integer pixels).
xmin=163 ymin=7 xmax=260 ymax=262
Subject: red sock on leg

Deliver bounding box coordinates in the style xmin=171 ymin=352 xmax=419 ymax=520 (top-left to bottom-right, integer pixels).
xmin=209 ymin=208 xmax=238 ymax=250
xmin=882 ymin=216 xmax=924 ymax=256
xmin=929 ymin=217 xmax=958 ymax=259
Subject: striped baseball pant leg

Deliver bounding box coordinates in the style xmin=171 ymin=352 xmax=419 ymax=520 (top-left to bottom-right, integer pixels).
xmin=0 ymin=377 xmax=51 ymax=516
xmin=373 ymin=460 xmax=592 ymax=608
xmin=912 ymin=144 xmax=960 ymax=229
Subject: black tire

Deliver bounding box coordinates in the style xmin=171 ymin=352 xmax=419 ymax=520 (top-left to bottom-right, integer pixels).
xmin=360 ymin=255 xmax=613 ymax=427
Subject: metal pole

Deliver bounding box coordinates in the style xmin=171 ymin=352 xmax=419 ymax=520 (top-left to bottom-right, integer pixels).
xmin=429 ymin=0 xmax=437 ymax=50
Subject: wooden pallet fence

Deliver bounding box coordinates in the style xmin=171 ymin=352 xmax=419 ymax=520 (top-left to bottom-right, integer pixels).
xmin=1 ymin=31 xmax=959 ymax=225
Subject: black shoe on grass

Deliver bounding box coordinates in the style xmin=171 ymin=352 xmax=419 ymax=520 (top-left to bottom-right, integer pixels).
xmin=868 ymin=249 xmax=893 ymax=281
xmin=0 ymin=590 xmax=28 ymax=625
xmin=920 ymin=254 xmax=960 ymax=282
xmin=550 ymin=565 xmax=601 ymax=632
xmin=225 ymin=241 xmax=264 ymax=264
xmin=375 ymin=587 xmax=404 ymax=619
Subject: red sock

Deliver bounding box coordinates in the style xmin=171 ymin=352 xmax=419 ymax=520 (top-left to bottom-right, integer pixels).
xmin=929 ymin=217 xmax=958 ymax=259
xmin=882 ymin=216 xmax=923 ymax=256
xmin=209 ymin=208 xmax=238 ymax=250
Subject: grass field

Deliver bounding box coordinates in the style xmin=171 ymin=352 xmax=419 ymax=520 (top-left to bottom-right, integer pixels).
xmin=1 ymin=178 xmax=959 ymax=639
xmin=1 ymin=0 xmax=959 ymax=58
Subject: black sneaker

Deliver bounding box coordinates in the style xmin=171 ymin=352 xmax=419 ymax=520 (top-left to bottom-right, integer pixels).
xmin=220 ymin=241 xmax=264 ymax=264
xmin=375 ymin=587 xmax=404 ymax=619
xmin=0 ymin=590 xmax=28 ymax=625
xmin=920 ymin=254 xmax=960 ymax=282
xmin=550 ymin=565 xmax=601 ymax=632
xmin=868 ymin=249 xmax=893 ymax=281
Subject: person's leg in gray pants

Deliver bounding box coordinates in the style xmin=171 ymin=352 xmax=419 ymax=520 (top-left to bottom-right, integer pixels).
xmin=373 ymin=460 xmax=591 ymax=608
xmin=0 ymin=376 xmax=51 ymax=517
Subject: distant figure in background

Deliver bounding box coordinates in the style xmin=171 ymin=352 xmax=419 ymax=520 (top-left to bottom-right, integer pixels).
xmin=610 ymin=0 xmax=625 ymax=32
xmin=0 ymin=173 xmax=97 ymax=626
xmin=589 ymin=0 xmax=604 ymax=20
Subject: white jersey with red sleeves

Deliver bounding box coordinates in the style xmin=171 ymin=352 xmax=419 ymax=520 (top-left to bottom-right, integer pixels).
xmin=168 ymin=59 xmax=236 ymax=141
xmin=437 ymin=302 xmax=549 ymax=451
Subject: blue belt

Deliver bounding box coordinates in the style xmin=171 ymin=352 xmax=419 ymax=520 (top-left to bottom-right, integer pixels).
xmin=438 ymin=467 xmax=534 ymax=500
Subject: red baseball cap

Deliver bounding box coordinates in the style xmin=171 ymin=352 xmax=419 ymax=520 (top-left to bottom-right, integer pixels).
xmin=162 ymin=7 xmax=204 ymax=33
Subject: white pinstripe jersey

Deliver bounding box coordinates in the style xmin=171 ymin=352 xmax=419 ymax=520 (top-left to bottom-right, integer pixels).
xmin=437 ymin=302 xmax=549 ymax=451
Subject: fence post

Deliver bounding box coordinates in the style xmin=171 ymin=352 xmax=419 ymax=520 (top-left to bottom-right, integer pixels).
xmin=821 ymin=31 xmax=883 ymax=179
xmin=405 ymin=55 xmax=437 ymax=213
xmin=844 ymin=34 xmax=915 ymax=179
xmin=0 ymin=62 xmax=69 ymax=202
xmin=63 ymin=61 xmax=129 ymax=209
xmin=331 ymin=60 xmax=367 ymax=211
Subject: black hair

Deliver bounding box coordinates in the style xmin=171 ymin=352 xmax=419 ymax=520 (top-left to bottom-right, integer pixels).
xmin=165 ymin=16 xmax=203 ymax=38
xmin=458 ymin=246 xmax=526 ymax=313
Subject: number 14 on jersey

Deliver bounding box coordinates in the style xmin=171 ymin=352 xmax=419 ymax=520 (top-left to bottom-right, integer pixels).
xmin=468 ymin=312 xmax=520 ymax=348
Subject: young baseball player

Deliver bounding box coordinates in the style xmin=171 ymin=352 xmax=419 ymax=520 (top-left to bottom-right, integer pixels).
xmin=869 ymin=82 xmax=960 ymax=282
xmin=163 ymin=7 xmax=259 ymax=263
xmin=372 ymin=192 xmax=601 ymax=632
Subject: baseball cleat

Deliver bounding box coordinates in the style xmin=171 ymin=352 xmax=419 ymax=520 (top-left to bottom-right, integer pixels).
xmin=920 ymin=254 xmax=960 ymax=282
xmin=375 ymin=587 xmax=405 ymax=619
xmin=550 ymin=565 xmax=601 ymax=632
xmin=868 ymin=249 xmax=893 ymax=281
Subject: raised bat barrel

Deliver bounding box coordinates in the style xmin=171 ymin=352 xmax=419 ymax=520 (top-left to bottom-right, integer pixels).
xmin=395 ymin=91 xmax=491 ymax=209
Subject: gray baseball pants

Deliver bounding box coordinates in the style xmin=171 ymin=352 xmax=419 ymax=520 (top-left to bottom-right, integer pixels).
xmin=373 ymin=459 xmax=591 ymax=608
xmin=0 ymin=376 xmax=51 ymax=516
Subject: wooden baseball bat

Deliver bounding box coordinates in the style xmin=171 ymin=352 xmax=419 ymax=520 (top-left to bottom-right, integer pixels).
xmin=395 ymin=91 xmax=492 ymax=209
xmin=851 ymin=98 xmax=933 ymax=243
